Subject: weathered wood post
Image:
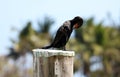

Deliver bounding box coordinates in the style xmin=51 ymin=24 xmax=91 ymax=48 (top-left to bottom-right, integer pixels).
xmin=33 ymin=49 xmax=75 ymax=77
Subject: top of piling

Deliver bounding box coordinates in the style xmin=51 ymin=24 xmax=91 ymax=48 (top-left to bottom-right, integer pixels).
xmin=33 ymin=49 xmax=75 ymax=57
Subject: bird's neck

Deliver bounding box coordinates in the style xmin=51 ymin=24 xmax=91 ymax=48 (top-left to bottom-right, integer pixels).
xmin=63 ymin=20 xmax=73 ymax=32
xmin=70 ymin=20 xmax=75 ymax=29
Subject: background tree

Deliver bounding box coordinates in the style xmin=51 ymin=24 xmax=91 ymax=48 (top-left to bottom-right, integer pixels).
xmin=1 ymin=16 xmax=120 ymax=77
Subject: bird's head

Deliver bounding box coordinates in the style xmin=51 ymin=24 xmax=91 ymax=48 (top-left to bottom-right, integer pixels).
xmin=72 ymin=16 xmax=83 ymax=29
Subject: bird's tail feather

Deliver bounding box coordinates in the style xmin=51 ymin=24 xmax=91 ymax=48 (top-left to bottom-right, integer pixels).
xmin=41 ymin=45 xmax=52 ymax=49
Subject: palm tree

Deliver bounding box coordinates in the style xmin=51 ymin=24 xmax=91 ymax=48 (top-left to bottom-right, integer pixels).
xmin=7 ymin=16 xmax=55 ymax=59
xmin=74 ymin=17 xmax=120 ymax=77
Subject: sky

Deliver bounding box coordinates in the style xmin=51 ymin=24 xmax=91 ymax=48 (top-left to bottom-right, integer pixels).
xmin=0 ymin=0 xmax=120 ymax=55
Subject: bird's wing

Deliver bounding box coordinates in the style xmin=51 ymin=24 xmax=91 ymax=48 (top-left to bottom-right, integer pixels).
xmin=52 ymin=26 xmax=68 ymax=45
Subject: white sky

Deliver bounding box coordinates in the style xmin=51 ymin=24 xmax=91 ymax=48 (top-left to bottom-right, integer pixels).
xmin=0 ymin=0 xmax=120 ymax=55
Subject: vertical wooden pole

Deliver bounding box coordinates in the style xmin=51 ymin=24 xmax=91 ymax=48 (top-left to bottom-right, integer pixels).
xmin=33 ymin=49 xmax=75 ymax=77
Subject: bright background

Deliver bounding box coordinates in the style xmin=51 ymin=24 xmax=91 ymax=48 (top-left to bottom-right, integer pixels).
xmin=0 ymin=0 xmax=120 ymax=55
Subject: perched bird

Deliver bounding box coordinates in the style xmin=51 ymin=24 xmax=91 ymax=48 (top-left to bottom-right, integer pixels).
xmin=42 ymin=16 xmax=83 ymax=50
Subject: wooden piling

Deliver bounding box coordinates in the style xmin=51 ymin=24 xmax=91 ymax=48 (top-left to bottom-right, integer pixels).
xmin=33 ymin=49 xmax=75 ymax=77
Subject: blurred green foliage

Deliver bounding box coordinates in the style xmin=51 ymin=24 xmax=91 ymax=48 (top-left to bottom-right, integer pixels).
xmin=0 ymin=16 xmax=120 ymax=77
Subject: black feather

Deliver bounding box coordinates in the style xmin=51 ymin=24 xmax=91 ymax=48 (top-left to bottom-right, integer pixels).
xmin=42 ymin=16 xmax=83 ymax=50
